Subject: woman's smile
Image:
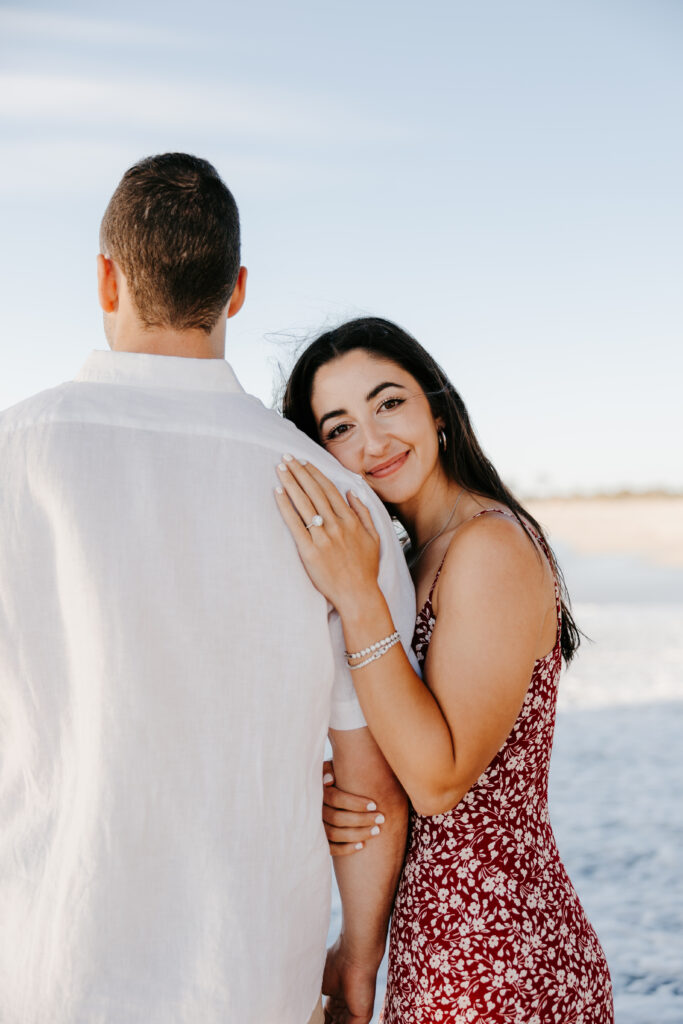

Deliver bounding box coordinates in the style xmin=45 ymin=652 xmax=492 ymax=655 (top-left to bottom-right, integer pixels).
xmin=366 ymin=451 xmax=411 ymax=479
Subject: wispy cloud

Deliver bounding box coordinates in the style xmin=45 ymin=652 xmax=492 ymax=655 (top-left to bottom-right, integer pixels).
xmin=0 ymin=138 xmax=358 ymax=199
xmin=0 ymin=6 xmax=198 ymax=48
xmin=0 ymin=70 xmax=400 ymax=145
xmin=0 ymin=8 xmax=404 ymax=205
xmin=1 ymin=72 xmax=294 ymax=138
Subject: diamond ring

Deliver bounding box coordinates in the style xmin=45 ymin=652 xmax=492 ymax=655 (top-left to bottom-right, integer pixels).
xmin=305 ymin=514 xmax=324 ymax=529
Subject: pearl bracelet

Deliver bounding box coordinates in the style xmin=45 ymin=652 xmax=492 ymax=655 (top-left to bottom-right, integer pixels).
xmin=345 ymin=630 xmax=400 ymax=662
xmin=346 ymin=633 xmax=401 ymax=671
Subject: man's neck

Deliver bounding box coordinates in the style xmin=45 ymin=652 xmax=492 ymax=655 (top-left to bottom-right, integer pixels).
xmin=110 ymin=331 xmax=225 ymax=360
xmin=106 ymin=312 xmax=227 ymax=360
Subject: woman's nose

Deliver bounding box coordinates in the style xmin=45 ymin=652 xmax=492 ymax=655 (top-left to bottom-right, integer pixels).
xmin=362 ymin=422 xmax=390 ymax=455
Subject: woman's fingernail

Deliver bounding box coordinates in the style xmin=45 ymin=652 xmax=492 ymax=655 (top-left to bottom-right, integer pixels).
xmin=275 ymin=486 xmax=284 ymax=494
xmin=300 ymin=458 xmax=308 ymax=465
xmin=355 ymin=842 xmax=364 ymax=850
xmin=282 ymin=453 xmax=293 ymax=462
xmin=374 ymin=814 xmax=385 ymax=825
xmin=366 ymin=801 xmax=377 ymax=811
xmin=371 ymin=825 xmax=381 ymax=836
xmin=278 ymin=463 xmax=288 ymax=472
xmin=323 ymin=773 xmax=334 ymax=785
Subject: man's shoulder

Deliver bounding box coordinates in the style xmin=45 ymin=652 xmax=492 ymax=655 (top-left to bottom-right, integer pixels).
xmin=243 ymin=404 xmax=394 ymax=530
xmin=0 ymin=383 xmax=73 ymax=436
xmin=234 ymin=399 xmax=358 ymax=481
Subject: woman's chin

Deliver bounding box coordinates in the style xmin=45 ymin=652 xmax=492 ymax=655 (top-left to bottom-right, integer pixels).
xmin=365 ymin=476 xmax=417 ymax=509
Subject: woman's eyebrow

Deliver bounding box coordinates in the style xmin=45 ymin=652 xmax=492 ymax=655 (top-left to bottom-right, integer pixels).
xmin=318 ymin=408 xmax=346 ymax=431
xmin=365 ymin=381 xmax=407 ymax=401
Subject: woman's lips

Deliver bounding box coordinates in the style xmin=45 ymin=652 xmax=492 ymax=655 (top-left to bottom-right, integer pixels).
xmin=367 ymin=451 xmax=410 ymax=478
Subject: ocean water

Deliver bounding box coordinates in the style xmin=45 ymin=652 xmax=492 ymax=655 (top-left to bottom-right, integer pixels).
xmin=329 ymin=557 xmax=683 ymax=1022
xmin=552 ymin=603 xmax=683 ymax=1024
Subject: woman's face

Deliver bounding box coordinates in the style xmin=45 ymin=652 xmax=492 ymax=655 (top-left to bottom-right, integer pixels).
xmin=310 ymin=349 xmax=446 ymax=506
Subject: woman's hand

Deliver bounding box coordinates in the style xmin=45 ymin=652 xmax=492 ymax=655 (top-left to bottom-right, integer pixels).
xmin=323 ymin=761 xmax=385 ymax=857
xmin=275 ymin=456 xmax=381 ymax=614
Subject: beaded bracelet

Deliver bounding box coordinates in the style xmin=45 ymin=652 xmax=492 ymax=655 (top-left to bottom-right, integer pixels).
xmin=347 ymin=633 xmax=401 ymax=671
xmin=345 ymin=630 xmax=400 ymax=662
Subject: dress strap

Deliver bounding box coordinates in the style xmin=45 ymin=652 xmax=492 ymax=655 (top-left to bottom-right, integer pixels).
xmin=426 ymin=555 xmax=447 ymax=606
xmin=426 ymin=508 xmax=562 ymax=630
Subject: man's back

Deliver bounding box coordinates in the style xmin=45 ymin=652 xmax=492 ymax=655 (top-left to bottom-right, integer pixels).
xmin=0 ymin=351 xmax=415 ymax=1023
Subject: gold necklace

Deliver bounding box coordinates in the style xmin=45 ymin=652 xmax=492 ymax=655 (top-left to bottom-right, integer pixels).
xmin=408 ymin=489 xmax=464 ymax=568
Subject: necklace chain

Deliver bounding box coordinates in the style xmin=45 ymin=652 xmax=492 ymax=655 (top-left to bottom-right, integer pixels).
xmin=408 ymin=489 xmax=464 ymax=568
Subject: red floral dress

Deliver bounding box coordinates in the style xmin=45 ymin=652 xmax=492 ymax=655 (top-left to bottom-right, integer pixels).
xmin=382 ymin=511 xmax=614 ymax=1024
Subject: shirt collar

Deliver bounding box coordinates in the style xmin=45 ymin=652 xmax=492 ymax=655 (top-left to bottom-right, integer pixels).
xmin=74 ymin=350 xmax=246 ymax=394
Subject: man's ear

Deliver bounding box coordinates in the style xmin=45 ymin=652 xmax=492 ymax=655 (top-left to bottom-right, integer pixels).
xmin=227 ymin=265 xmax=248 ymax=319
xmin=97 ymin=254 xmax=119 ymax=313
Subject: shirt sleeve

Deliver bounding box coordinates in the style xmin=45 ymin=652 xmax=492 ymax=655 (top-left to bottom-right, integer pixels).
xmin=328 ymin=479 xmax=419 ymax=731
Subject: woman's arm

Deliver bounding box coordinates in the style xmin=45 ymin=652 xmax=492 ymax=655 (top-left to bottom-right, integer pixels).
xmin=341 ymin=517 xmax=552 ymax=814
xmin=276 ymin=458 xmax=553 ymax=815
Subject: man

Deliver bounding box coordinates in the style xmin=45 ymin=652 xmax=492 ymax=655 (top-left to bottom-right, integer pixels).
xmin=0 ymin=154 xmax=416 ymax=1024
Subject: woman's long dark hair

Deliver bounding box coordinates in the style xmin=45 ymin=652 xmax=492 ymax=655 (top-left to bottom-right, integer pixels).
xmin=282 ymin=317 xmax=580 ymax=664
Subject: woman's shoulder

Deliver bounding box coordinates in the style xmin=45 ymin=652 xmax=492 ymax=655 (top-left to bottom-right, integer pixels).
xmin=455 ymin=505 xmax=535 ymax=544
xmin=433 ymin=507 xmax=547 ymax=612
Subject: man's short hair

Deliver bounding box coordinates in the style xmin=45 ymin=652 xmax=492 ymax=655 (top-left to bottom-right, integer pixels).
xmin=100 ymin=153 xmax=241 ymax=334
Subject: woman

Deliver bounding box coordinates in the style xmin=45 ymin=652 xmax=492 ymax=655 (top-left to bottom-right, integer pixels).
xmin=276 ymin=318 xmax=613 ymax=1024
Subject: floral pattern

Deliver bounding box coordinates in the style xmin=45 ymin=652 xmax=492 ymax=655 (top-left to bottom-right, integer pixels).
xmin=382 ymin=512 xmax=614 ymax=1024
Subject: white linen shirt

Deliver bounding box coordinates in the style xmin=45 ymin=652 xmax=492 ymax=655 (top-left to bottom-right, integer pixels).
xmin=0 ymin=351 xmax=417 ymax=1024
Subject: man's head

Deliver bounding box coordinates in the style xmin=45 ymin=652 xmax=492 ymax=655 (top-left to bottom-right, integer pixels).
xmin=98 ymin=154 xmax=246 ymax=353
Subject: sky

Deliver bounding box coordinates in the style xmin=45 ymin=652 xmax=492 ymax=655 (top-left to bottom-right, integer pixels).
xmin=1 ymin=0 xmax=681 ymax=495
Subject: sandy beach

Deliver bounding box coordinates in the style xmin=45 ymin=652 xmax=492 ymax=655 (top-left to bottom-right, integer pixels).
xmin=525 ymin=495 xmax=683 ymax=568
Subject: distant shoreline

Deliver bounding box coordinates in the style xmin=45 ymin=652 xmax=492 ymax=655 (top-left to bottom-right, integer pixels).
xmin=521 ymin=489 xmax=683 ymax=501
xmin=525 ymin=495 xmax=683 ymax=569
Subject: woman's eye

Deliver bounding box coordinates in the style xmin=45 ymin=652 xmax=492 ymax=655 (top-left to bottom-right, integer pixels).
xmin=380 ymin=397 xmax=404 ymax=412
xmin=325 ymin=422 xmax=352 ymax=442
